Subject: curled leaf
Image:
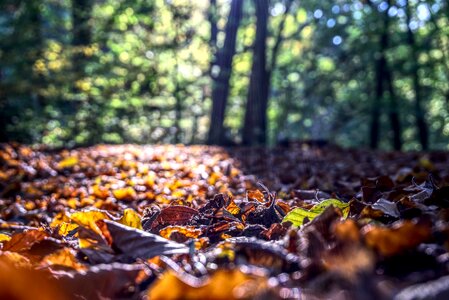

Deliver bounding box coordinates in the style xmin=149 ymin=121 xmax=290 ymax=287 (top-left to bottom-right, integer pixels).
xmin=105 ymin=220 xmax=189 ymax=259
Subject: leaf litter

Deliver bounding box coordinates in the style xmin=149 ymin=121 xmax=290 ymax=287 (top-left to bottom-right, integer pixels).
xmin=1 ymin=143 xmax=449 ymax=299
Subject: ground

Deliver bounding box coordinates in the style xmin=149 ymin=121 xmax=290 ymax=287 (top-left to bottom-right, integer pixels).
xmin=1 ymin=143 xmax=449 ymax=299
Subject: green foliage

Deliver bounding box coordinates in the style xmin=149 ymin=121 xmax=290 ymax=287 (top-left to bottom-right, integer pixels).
xmin=0 ymin=0 xmax=448 ymax=149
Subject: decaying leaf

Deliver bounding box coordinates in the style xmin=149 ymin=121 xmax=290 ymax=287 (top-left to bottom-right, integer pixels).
xmin=159 ymin=225 xmax=202 ymax=241
xmin=2 ymin=229 xmax=48 ymax=252
xmin=148 ymin=268 xmax=268 ymax=300
xmin=41 ymin=247 xmax=87 ymax=271
xmin=105 ymin=220 xmax=189 ymax=259
xmin=247 ymin=190 xmax=265 ymax=202
xmin=362 ymin=219 xmax=432 ymax=256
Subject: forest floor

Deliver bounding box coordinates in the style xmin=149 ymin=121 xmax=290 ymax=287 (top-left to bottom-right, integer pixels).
xmin=1 ymin=143 xmax=449 ymax=299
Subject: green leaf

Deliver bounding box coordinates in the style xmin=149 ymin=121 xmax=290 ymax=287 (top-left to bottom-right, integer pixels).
xmin=282 ymin=199 xmax=349 ymax=227
xmin=310 ymin=199 xmax=350 ymax=217
xmin=282 ymin=208 xmax=319 ymax=227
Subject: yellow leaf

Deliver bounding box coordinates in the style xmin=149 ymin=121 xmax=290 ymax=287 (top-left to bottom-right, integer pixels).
xmin=112 ymin=187 xmax=137 ymax=201
xmin=118 ymin=208 xmax=142 ymax=229
xmin=57 ymin=222 xmax=79 ymax=236
xmin=70 ymin=210 xmax=110 ymax=235
xmin=226 ymin=199 xmax=240 ymax=215
xmin=50 ymin=211 xmax=71 ymax=228
xmin=57 ymin=156 xmax=78 ymax=169
xmin=0 ymin=233 xmax=11 ymax=243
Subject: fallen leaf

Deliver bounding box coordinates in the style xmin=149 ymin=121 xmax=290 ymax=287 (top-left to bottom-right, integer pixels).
xmin=105 ymin=220 xmax=189 ymax=259
xmin=57 ymin=156 xmax=78 ymax=169
xmin=41 ymin=247 xmax=87 ymax=271
xmin=247 ymin=190 xmax=265 ymax=202
xmin=119 ymin=208 xmax=142 ymax=229
xmin=148 ymin=268 xmax=268 ymax=300
xmin=70 ymin=209 xmax=111 ymax=235
xmin=282 ymin=199 xmax=349 ymax=227
xmin=362 ymin=219 xmax=432 ymax=256
xmin=2 ymin=230 xmax=48 ymax=252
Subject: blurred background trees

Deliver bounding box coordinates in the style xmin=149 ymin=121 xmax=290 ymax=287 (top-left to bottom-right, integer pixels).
xmin=0 ymin=0 xmax=448 ymax=150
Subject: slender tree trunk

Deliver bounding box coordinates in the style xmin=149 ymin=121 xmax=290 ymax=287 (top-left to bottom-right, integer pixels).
xmin=207 ymin=0 xmax=243 ymax=145
xmin=405 ymin=0 xmax=428 ymax=150
xmin=385 ymin=70 xmax=402 ymax=150
xmin=242 ymin=0 xmax=269 ymax=146
xmin=72 ymin=0 xmax=92 ymax=74
xmin=369 ymin=0 xmax=402 ymax=150
xmin=208 ymin=0 xmax=218 ymax=54
xmin=370 ymin=58 xmax=384 ymax=149
xmin=29 ymin=2 xmax=45 ymax=124
xmin=72 ymin=0 xmax=94 ymax=144
xmin=0 ymin=70 xmax=8 ymax=142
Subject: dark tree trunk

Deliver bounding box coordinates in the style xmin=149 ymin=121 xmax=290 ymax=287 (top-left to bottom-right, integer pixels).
xmin=207 ymin=0 xmax=243 ymax=145
xmin=72 ymin=0 xmax=94 ymax=144
xmin=72 ymin=0 xmax=92 ymax=72
xmin=0 ymin=71 xmax=8 ymax=143
xmin=208 ymin=0 xmax=218 ymax=52
xmin=370 ymin=58 xmax=384 ymax=149
xmin=385 ymin=70 xmax=402 ymax=150
xmin=242 ymin=0 xmax=269 ymax=146
xmin=370 ymin=0 xmax=402 ymax=150
xmin=405 ymin=0 xmax=429 ymax=150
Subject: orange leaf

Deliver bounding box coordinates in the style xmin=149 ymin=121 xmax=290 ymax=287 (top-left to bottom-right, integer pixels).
xmin=159 ymin=226 xmax=202 ymax=240
xmin=2 ymin=230 xmax=48 ymax=252
xmin=41 ymin=248 xmax=87 ymax=271
xmin=148 ymin=269 xmax=268 ymax=300
xmin=247 ymin=190 xmax=265 ymax=202
xmin=362 ymin=219 xmax=431 ymax=256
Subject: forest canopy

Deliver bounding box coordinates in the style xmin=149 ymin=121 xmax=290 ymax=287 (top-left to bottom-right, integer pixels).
xmin=1 ymin=0 xmax=449 ymax=150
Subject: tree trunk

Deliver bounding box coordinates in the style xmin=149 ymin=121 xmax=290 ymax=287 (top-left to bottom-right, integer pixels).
xmin=208 ymin=0 xmax=218 ymax=53
xmin=72 ymin=0 xmax=94 ymax=144
xmin=369 ymin=0 xmax=401 ymax=150
xmin=0 ymin=70 xmax=8 ymax=143
xmin=405 ymin=0 xmax=429 ymax=150
xmin=72 ymin=0 xmax=92 ymax=73
xmin=242 ymin=0 xmax=269 ymax=146
xmin=385 ymin=69 xmax=402 ymax=150
xmin=207 ymin=0 xmax=243 ymax=145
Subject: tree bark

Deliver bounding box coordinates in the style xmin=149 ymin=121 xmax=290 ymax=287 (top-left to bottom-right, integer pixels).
xmin=369 ymin=0 xmax=402 ymax=150
xmin=207 ymin=0 xmax=243 ymax=145
xmin=405 ymin=0 xmax=429 ymax=150
xmin=72 ymin=0 xmax=92 ymax=72
xmin=242 ymin=0 xmax=269 ymax=146
xmin=72 ymin=0 xmax=95 ymax=144
xmin=385 ymin=69 xmax=402 ymax=150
